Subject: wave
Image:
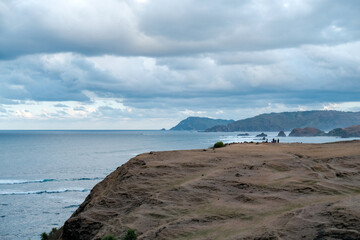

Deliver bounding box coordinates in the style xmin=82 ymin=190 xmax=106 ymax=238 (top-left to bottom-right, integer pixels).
xmin=0 ymin=188 xmax=90 ymax=195
xmin=0 ymin=179 xmax=56 ymax=185
xmin=73 ymin=177 xmax=103 ymax=181
xmin=0 ymin=177 xmax=103 ymax=185
xmin=63 ymin=204 xmax=80 ymax=209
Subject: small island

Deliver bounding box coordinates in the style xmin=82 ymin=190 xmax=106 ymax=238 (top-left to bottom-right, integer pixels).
xmin=256 ymin=132 xmax=267 ymax=137
xmin=289 ymin=127 xmax=326 ymax=137
xmin=237 ymin=133 xmax=249 ymax=136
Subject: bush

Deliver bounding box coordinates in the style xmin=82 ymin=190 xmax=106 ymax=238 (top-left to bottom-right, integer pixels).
xmin=49 ymin=228 xmax=57 ymax=235
xmin=41 ymin=227 xmax=59 ymax=240
xmin=102 ymin=235 xmax=117 ymax=240
xmin=41 ymin=232 xmax=49 ymax=240
xmin=122 ymin=229 xmax=137 ymax=240
xmin=213 ymin=141 xmax=225 ymax=148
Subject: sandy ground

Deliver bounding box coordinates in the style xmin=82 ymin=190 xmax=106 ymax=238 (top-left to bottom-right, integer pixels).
xmin=59 ymin=141 xmax=360 ymax=240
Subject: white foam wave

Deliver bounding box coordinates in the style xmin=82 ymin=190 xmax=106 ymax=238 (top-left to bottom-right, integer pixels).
xmin=0 ymin=188 xmax=90 ymax=195
xmin=0 ymin=179 xmax=55 ymax=185
xmin=0 ymin=177 xmax=102 ymax=185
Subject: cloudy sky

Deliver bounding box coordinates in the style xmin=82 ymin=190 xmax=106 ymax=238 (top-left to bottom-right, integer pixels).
xmin=0 ymin=0 xmax=359 ymax=129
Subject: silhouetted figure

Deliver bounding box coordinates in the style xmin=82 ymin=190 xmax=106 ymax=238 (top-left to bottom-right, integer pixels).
xmin=277 ymin=139 xmax=280 ymax=143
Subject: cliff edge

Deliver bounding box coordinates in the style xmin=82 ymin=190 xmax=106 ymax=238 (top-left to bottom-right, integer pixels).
xmin=58 ymin=141 xmax=360 ymax=240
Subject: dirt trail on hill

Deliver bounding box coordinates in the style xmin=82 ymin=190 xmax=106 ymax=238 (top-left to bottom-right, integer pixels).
xmin=58 ymin=141 xmax=360 ymax=240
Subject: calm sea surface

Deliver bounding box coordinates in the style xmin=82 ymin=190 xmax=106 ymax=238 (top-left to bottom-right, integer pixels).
xmin=0 ymin=130 xmax=357 ymax=240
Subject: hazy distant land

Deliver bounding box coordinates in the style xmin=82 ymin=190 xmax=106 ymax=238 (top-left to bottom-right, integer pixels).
xmin=170 ymin=110 xmax=360 ymax=132
xmin=170 ymin=111 xmax=360 ymax=139
xmin=170 ymin=117 xmax=234 ymax=131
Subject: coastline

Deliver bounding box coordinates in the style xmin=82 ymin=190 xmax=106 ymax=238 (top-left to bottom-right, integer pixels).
xmin=57 ymin=141 xmax=360 ymax=239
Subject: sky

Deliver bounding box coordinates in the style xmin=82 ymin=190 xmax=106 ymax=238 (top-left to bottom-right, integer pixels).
xmin=0 ymin=0 xmax=359 ymax=129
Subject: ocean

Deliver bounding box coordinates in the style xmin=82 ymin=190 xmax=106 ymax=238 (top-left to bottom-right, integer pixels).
xmin=0 ymin=130 xmax=357 ymax=240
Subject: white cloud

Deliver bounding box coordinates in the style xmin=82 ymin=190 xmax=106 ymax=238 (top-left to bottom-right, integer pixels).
xmin=14 ymin=109 xmax=34 ymax=119
xmin=0 ymin=0 xmax=360 ymax=128
xmin=180 ymin=109 xmax=207 ymax=117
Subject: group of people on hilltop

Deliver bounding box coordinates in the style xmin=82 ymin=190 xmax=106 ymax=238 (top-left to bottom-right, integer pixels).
xmin=263 ymin=138 xmax=280 ymax=143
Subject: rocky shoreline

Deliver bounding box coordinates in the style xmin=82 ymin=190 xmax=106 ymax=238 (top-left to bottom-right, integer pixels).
xmin=56 ymin=141 xmax=360 ymax=240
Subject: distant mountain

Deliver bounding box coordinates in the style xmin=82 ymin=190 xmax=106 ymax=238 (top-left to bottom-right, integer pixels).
xmin=327 ymin=125 xmax=360 ymax=138
xmin=205 ymin=111 xmax=360 ymax=132
xmin=170 ymin=117 xmax=234 ymax=131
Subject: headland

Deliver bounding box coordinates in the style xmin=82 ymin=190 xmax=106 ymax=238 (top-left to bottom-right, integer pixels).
xmin=57 ymin=141 xmax=360 ymax=240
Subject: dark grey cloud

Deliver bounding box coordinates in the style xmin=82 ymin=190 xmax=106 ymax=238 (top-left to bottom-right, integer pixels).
xmin=0 ymin=55 xmax=89 ymax=101
xmin=0 ymin=98 xmax=22 ymax=105
xmin=1 ymin=0 xmax=360 ymax=59
xmin=0 ymin=53 xmax=121 ymax=101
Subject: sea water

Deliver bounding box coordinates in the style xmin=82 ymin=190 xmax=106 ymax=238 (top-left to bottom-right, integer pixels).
xmin=0 ymin=130 xmax=357 ymax=240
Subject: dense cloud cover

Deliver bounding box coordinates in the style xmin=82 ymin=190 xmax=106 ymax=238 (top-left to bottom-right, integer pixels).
xmin=0 ymin=0 xmax=359 ymax=129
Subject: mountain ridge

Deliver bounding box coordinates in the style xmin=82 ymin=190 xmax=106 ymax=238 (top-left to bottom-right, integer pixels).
xmin=205 ymin=110 xmax=360 ymax=132
xmin=170 ymin=116 xmax=234 ymax=131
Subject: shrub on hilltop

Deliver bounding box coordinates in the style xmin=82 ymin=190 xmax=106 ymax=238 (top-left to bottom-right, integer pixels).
xmin=101 ymin=229 xmax=137 ymax=240
xmin=122 ymin=229 xmax=137 ymax=240
xmin=213 ymin=141 xmax=225 ymax=148
xmin=102 ymin=235 xmax=117 ymax=240
xmin=41 ymin=227 xmax=59 ymax=240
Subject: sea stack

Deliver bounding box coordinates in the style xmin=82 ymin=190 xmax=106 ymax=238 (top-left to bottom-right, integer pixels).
xmin=277 ymin=131 xmax=286 ymax=137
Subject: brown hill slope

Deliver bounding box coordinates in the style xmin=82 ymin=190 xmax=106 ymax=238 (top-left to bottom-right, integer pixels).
xmin=58 ymin=141 xmax=360 ymax=240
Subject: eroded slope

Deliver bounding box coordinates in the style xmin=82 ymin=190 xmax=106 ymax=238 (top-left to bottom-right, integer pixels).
xmin=59 ymin=141 xmax=360 ymax=240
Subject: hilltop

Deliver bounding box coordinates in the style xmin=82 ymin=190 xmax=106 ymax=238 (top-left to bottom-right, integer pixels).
xmin=57 ymin=141 xmax=360 ymax=240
